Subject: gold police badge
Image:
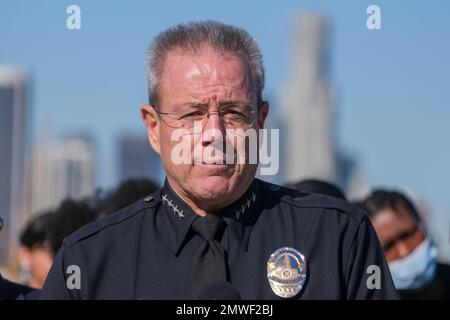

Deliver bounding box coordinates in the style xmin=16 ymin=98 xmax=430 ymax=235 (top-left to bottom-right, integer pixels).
xmin=267 ymin=247 xmax=307 ymax=298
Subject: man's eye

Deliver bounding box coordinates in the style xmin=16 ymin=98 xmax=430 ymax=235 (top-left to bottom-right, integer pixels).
xmin=226 ymin=110 xmax=246 ymax=116
xmin=179 ymin=111 xmax=204 ymax=119
xmin=223 ymin=106 xmax=249 ymax=115
xmin=383 ymin=241 xmax=395 ymax=251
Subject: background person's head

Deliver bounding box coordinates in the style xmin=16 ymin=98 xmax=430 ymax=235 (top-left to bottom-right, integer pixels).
xmin=141 ymin=21 xmax=269 ymax=214
xmin=361 ymin=189 xmax=437 ymax=290
xmin=19 ymin=211 xmax=55 ymax=289
xmin=19 ymin=199 xmax=94 ymax=288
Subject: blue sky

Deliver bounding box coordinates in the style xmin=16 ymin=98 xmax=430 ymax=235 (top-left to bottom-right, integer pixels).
xmin=1 ymin=1 xmax=450 ymax=256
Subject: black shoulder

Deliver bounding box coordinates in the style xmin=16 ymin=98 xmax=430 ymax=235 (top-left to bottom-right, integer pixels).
xmin=256 ymin=179 xmax=367 ymax=223
xmin=0 ymin=274 xmax=34 ymax=300
xmin=63 ymin=188 xmax=162 ymax=248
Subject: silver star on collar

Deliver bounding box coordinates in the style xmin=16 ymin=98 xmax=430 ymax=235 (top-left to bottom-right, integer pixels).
xmin=161 ymin=193 xmax=185 ymax=220
xmin=234 ymin=192 xmax=257 ymax=221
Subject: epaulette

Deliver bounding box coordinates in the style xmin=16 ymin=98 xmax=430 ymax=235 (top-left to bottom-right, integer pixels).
xmin=64 ymin=188 xmax=162 ymax=248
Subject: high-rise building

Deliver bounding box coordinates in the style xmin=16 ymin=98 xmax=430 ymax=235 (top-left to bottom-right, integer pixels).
xmin=0 ymin=67 xmax=29 ymax=266
xmin=24 ymin=136 xmax=97 ymax=217
xmin=118 ymin=134 xmax=163 ymax=185
xmin=282 ymin=14 xmax=337 ymax=185
xmin=282 ymin=13 xmax=364 ymax=195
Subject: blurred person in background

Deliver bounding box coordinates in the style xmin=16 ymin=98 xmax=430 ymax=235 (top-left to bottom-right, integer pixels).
xmin=18 ymin=211 xmax=55 ymax=289
xmin=19 ymin=199 xmax=95 ymax=290
xmin=360 ymin=190 xmax=450 ymax=299
xmin=287 ymin=179 xmax=347 ymax=200
xmin=0 ymin=217 xmax=34 ymax=300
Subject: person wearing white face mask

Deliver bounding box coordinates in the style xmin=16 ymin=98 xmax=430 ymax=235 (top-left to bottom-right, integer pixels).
xmin=360 ymin=190 xmax=450 ymax=299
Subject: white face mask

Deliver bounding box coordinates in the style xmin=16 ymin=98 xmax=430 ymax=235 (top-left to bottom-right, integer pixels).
xmin=388 ymin=237 xmax=437 ymax=290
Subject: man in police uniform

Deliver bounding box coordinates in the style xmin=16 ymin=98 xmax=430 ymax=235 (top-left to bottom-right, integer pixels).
xmin=41 ymin=21 xmax=398 ymax=299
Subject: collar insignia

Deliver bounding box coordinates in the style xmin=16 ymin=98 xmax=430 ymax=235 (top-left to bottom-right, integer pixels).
xmin=234 ymin=192 xmax=257 ymax=221
xmin=161 ymin=193 xmax=185 ymax=220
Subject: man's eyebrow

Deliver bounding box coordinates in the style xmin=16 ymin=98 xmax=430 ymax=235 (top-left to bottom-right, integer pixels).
xmin=174 ymin=100 xmax=251 ymax=109
xmin=383 ymin=226 xmax=419 ymax=249
xmin=174 ymin=101 xmax=209 ymax=109
xmin=218 ymin=100 xmax=248 ymax=106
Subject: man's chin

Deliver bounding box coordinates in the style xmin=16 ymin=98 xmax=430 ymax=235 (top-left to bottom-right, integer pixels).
xmin=191 ymin=175 xmax=233 ymax=200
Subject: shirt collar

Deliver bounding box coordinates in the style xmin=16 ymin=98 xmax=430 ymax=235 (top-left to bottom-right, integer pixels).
xmin=161 ymin=178 xmax=261 ymax=256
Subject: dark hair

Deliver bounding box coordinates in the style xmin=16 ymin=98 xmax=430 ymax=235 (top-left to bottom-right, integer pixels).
xmin=101 ymin=178 xmax=159 ymax=215
xmin=20 ymin=199 xmax=95 ymax=256
xmin=19 ymin=211 xmax=55 ymax=250
xmin=287 ymin=179 xmax=346 ymax=200
xmin=360 ymin=190 xmax=422 ymax=223
xmin=48 ymin=199 xmax=95 ymax=255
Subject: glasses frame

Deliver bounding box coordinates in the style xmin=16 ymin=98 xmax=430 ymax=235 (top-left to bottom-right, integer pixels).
xmin=152 ymin=102 xmax=263 ymax=130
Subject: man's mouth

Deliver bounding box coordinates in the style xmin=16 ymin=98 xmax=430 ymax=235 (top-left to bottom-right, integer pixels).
xmin=193 ymin=160 xmax=230 ymax=165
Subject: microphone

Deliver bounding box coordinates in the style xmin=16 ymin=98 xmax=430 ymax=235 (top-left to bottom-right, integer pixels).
xmin=197 ymin=282 xmax=242 ymax=300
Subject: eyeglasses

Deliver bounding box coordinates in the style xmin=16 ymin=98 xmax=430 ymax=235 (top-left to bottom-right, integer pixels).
xmin=154 ymin=102 xmax=258 ymax=130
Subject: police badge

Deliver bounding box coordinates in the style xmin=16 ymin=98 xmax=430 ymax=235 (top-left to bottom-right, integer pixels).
xmin=267 ymin=247 xmax=307 ymax=298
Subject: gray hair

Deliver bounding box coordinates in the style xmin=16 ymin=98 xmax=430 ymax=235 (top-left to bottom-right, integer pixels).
xmin=146 ymin=21 xmax=265 ymax=106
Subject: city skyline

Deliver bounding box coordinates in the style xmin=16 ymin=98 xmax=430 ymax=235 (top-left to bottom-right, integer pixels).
xmin=23 ymin=136 xmax=97 ymax=218
xmin=0 ymin=67 xmax=29 ymax=266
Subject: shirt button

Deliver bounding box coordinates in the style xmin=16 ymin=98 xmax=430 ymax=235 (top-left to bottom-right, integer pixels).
xmin=144 ymin=196 xmax=154 ymax=202
xmin=270 ymin=185 xmax=280 ymax=191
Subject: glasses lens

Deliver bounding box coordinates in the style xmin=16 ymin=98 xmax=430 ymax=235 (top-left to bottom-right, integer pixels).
xmin=161 ymin=104 xmax=257 ymax=130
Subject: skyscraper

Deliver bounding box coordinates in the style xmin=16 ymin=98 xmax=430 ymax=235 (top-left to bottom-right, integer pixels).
xmin=24 ymin=136 xmax=97 ymax=218
xmin=282 ymin=14 xmax=336 ymax=185
xmin=118 ymin=134 xmax=163 ymax=185
xmin=0 ymin=67 xmax=29 ymax=266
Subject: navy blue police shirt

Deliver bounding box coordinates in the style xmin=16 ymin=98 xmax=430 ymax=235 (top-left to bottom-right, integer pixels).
xmin=40 ymin=179 xmax=399 ymax=299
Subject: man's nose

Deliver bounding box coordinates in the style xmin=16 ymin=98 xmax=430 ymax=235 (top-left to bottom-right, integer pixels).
xmin=201 ymin=112 xmax=225 ymax=145
xmin=396 ymin=241 xmax=412 ymax=259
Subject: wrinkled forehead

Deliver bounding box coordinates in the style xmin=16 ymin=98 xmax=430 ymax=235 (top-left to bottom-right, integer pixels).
xmin=158 ymin=46 xmax=255 ymax=106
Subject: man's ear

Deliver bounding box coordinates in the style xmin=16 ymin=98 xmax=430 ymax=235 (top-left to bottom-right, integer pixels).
xmin=141 ymin=104 xmax=161 ymax=155
xmin=257 ymin=101 xmax=269 ymax=128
